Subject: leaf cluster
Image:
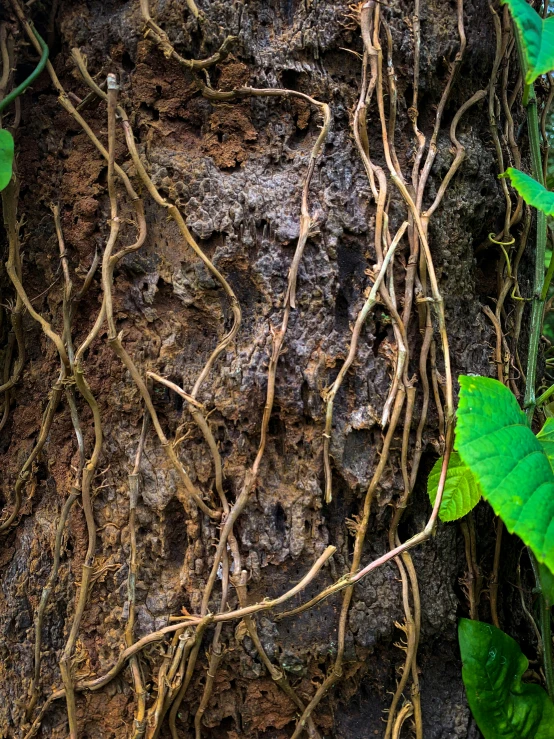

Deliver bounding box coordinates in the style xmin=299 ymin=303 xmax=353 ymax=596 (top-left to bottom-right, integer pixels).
xmin=498 ymin=1 xmax=554 ymax=207
xmin=432 ymin=376 xmax=554 ymax=737
xmin=429 ymin=376 xmax=554 ymax=569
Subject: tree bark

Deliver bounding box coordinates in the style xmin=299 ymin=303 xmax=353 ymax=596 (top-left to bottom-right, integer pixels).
xmin=0 ymin=0 xmax=533 ymax=737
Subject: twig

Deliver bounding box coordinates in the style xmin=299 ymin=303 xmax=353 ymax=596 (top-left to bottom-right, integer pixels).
xmin=126 ymin=415 xmax=149 ymax=738
xmin=323 ymin=221 xmax=408 ymax=502
xmin=22 ymin=546 xmax=337 ymax=739
xmin=290 ymin=390 xmax=407 ymax=738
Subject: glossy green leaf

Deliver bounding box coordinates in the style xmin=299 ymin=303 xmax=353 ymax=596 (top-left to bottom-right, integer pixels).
xmin=427 ymin=451 xmax=482 ymax=522
xmin=518 ymin=408 xmax=554 ymax=605
xmin=459 ymin=618 xmax=554 ymax=738
xmin=456 ymin=376 xmax=554 ymax=572
xmin=537 ymin=418 xmax=554 ymax=471
xmin=500 ymin=168 xmax=554 ymax=216
xmin=501 ymin=0 xmax=554 ymax=85
xmin=0 ymin=129 xmax=14 ymax=192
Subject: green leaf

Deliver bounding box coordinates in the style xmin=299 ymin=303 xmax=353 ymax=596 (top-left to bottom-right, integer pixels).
xmin=459 ymin=618 xmax=554 ymax=738
xmin=501 ymin=0 xmax=554 ymax=85
xmin=500 ymin=168 xmax=554 ymax=216
xmin=537 ymin=418 xmax=554 ymax=471
xmin=0 ymin=129 xmax=14 ymax=192
xmin=427 ymin=451 xmax=482 ymax=522
xmin=456 ymin=376 xmax=554 ymax=572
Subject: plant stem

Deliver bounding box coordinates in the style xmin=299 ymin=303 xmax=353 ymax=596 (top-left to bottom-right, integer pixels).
xmin=0 ymin=25 xmax=48 ymax=114
xmin=530 ymin=550 xmax=554 ymax=700
xmin=515 ymin=30 xmax=546 ymax=416
xmin=525 ymin=96 xmax=546 ymax=425
xmin=540 ymin=227 xmax=554 ymax=301
xmin=512 ymin=29 xmax=547 ymax=420
xmin=514 ymin=24 xmax=554 ymax=701
xmin=540 ymin=593 xmax=554 ymax=700
xmin=523 ymin=84 xmax=547 ymax=421
xmin=536 ymin=381 xmax=554 ymax=407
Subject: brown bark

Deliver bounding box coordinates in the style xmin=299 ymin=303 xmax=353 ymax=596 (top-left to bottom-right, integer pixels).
xmin=0 ymin=0 xmax=533 ymax=737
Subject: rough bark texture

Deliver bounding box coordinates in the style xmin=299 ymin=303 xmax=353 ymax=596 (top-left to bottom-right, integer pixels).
xmin=0 ymin=0 xmax=532 ymax=737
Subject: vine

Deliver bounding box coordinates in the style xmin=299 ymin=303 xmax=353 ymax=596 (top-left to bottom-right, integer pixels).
xmin=0 ymin=0 xmax=550 ymax=738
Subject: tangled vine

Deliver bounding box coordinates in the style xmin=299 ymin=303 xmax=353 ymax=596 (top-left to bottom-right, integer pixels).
xmin=0 ymin=0 xmax=550 ymax=737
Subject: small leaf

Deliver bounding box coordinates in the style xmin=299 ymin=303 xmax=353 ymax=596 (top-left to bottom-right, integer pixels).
xmin=501 ymin=0 xmax=554 ymax=85
xmin=500 ymin=168 xmax=554 ymax=216
xmin=427 ymin=451 xmax=482 ymax=522
xmin=0 ymin=129 xmax=14 ymax=192
xmin=459 ymin=618 xmax=554 ymax=738
xmin=456 ymin=376 xmax=554 ymax=572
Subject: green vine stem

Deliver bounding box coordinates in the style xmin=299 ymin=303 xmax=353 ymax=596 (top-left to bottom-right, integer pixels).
xmin=537 ymin=380 xmax=554 ymax=406
xmin=540 ymin=579 xmax=554 ymax=699
xmin=515 ymin=51 xmax=547 ymax=420
xmin=529 ymin=549 xmax=554 ymax=701
xmin=540 ymin=226 xmax=554 ymax=300
xmin=0 ymin=24 xmax=48 ymax=114
xmin=514 ymin=23 xmax=554 ymax=701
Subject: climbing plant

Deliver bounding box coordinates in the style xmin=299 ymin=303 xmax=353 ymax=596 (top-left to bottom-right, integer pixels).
xmin=2 ymin=0 xmax=554 ymax=737
xmin=0 ymin=24 xmax=48 ymax=191
xmin=425 ymin=0 xmax=554 ymax=735
xmin=429 ymin=375 xmax=554 ymax=572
